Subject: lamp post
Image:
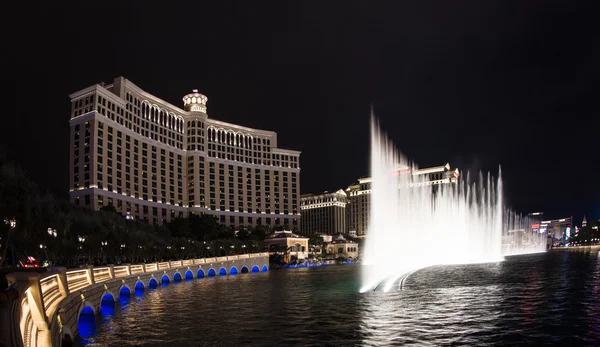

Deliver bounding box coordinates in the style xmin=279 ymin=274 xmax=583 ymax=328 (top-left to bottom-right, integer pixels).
xmin=47 ymin=228 xmax=57 ymax=238
xmin=77 ymin=236 xmax=87 ymax=249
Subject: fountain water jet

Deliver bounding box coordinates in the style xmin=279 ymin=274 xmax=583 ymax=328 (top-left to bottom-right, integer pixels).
xmin=360 ymin=116 xmax=546 ymax=292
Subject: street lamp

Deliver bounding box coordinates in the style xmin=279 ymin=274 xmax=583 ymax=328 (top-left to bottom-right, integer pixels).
xmin=47 ymin=228 xmax=57 ymax=238
xmin=4 ymin=219 xmax=16 ymax=229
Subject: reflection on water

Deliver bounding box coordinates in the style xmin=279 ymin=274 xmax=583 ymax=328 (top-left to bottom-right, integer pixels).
xmin=77 ymin=251 xmax=600 ymax=346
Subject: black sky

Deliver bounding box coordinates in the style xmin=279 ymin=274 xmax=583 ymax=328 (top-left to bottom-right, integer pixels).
xmin=2 ymin=1 xmax=599 ymax=223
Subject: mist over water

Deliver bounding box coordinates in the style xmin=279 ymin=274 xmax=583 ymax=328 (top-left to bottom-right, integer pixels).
xmin=361 ymin=117 xmax=546 ymax=292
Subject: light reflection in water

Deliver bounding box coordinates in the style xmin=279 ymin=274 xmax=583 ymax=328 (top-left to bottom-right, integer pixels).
xmin=75 ymin=253 xmax=600 ymax=346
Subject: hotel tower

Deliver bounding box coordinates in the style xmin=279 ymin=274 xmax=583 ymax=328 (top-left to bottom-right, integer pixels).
xmin=69 ymin=77 xmax=300 ymax=229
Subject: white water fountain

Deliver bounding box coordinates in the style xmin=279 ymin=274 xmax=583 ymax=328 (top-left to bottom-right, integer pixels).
xmin=360 ymin=117 xmax=546 ymax=292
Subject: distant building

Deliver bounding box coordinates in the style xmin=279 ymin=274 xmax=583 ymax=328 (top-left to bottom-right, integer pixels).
xmin=346 ymin=163 xmax=460 ymax=237
xmin=300 ymin=189 xmax=348 ymax=236
xmin=316 ymin=233 xmax=333 ymax=243
xmin=542 ymin=216 xmax=573 ymax=247
xmin=265 ymin=230 xmax=309 ymax=260
xmin=325 ymin=234 xmax=359 ymax=259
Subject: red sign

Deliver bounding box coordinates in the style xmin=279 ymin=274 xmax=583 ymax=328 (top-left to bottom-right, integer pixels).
xmin=531 ymin=224 xmax=540 ymax=229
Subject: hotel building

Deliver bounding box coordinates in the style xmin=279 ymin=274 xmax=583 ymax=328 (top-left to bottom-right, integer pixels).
xmin=300 ymin=189 xmax=348 ymax=236
xmin=69 ymin=77 xmax=300 ymax=229
xmin=346 ymin=163 xmax=460 ymax=237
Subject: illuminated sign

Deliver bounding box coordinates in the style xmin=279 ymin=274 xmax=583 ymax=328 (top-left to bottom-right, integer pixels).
xmin=191 ymin=105 xmax=206 ymax=113
xmin=531 ymin=224 xmax=540 ymax=229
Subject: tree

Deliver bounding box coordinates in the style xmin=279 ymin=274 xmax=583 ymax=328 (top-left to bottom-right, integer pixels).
xmin=309 ymin=234 xmax=325 ymax=248
xmin=250 ymin=225 xmax=270 ymax=241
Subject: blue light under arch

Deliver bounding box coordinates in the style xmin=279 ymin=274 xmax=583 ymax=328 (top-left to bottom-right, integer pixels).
xmin=161 ymin=274 xmax=170 ymax=285
xmin=241 ymin=266 xmax=249 ymax=273
xmin=185 ymin=270 xmax=194 ymax=279
xmin=135 ymin=281 xmax=145 ymax=291
xmin=207 ymin=268 xmax=216 ymax=277
xmin=198 ymin=269 xmax=206 ymax=278
xmin=120 ymin=285 xmax=131 ymax=297
xmin=251 ymin=265 xmax=260 ymax=273
xmin=174 ymin=272 xmax=182 ymax=281
xmin=230 ymin=267 xmax=238 ymax=275
xmin=149 ymin=278 xmax=158 ymax=289
xmin=262 ymin=265 xmax=268 ymax=272
xmin=219 ymin=267 xmax=227 ymax=276
xmin=78 ymin=306 xmax=96 ymax=339
xmin=100 ymin=294 xmax=115 ymax=318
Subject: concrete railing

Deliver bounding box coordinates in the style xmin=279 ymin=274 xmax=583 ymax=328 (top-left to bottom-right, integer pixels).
xmin=2 ymin=252 xmax=270 ymax=347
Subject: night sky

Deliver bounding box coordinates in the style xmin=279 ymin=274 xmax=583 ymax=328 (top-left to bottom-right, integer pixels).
xmin=2 ymin=2 xmax=599 ymax=223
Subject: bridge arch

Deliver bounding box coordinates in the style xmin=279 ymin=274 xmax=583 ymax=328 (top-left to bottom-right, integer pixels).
xmin=241 ymin=266 xmax=249 ymax=273
xmin=197 ymin=269 xmax=205 ymax=278
xmin=251 ymin=265 xmax=260 ymax=273
xmin=61 ymin=326 xmax=74 ymax=347
xmin=207 ymin=268 xmax=216 ymax=277
xmin=100 ymin=292 xmax=116 ymax=317
xmin=135 ymin=281 xmax=145 ymax=291
xmin=230 ymin=266 xmax=238 ymax=275
xmin=149 ymin=277 xmax=158 ymax=288
xmin=262 ymin=265 xmax=268 ymax=272
xmin=161 ymin=274 xmax=170 ymax=285
xmin=77 ymin=302 xmax=97 ymax=339
xmin=119 ymin=284 xmax=131 ymax=297
xmin=219 ymin=267 xmax=227 ymax=276
xmin=173 ymin=272 xmax=182 ymax=281
xmin=185 ymin=269 xmax=194 ymax=279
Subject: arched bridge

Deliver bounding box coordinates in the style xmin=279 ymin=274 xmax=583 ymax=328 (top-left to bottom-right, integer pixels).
xmin=0 ymin=253 xmax=269 ymax=347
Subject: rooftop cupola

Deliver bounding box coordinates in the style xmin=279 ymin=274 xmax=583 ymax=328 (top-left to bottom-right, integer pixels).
xmin=182 ymin=89 xmax=208 ymax=113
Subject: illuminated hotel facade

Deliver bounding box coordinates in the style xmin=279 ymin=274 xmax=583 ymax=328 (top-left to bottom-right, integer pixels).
xmin=299 ymin=164 xmax=459 ymax=237
xmin=346 ymin=163 xmax=460 ymax=237
xmin=69 ymin=77 xmax=300 ymax=229
xmin=300 ymin=189 xmax=348 ymax=236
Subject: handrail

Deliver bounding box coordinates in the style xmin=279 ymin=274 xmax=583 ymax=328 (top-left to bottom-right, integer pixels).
xmin=66 ymin=269 xmax=90 ymax=293
xmin=40 ymin=275 xmax=61 ymax=315
xmin=130 ymin=265 xmax=145 ymax=274
xmin=114 ymin=266 xmax=129 ymax=278
xmin=92 ymin=267 xmax=112 ymax=283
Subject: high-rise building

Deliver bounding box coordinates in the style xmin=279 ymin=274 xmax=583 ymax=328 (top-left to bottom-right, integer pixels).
xmin=541 ymin=216 xmax=573 ymax=246
xmin=69 ymin=77 xmax=300 ymax=229
xmin=300 ymin=189 xmax=348 ymax=236
xmin=346 ymin=163 xmax=460 ymax=237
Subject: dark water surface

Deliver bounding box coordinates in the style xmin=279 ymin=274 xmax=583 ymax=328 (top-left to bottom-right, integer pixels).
xmin=78 ymin=250 xmax=600 ymax=346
